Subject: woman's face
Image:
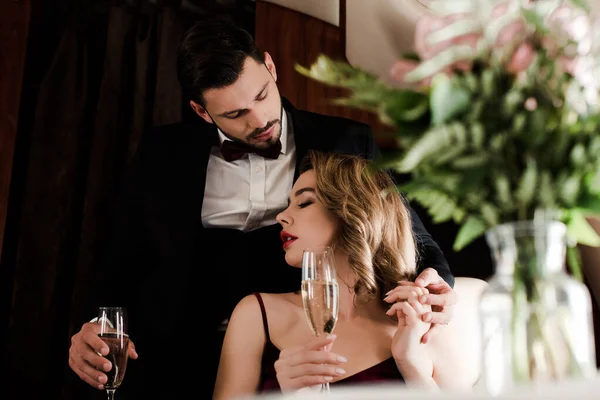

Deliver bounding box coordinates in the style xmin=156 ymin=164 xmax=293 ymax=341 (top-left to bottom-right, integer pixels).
xmin=276 ymin=170 xmax=339 ymax=268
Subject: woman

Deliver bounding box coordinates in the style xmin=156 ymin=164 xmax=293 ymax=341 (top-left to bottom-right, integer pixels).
xmin=213 ymin=151 xmax=477 ymax=398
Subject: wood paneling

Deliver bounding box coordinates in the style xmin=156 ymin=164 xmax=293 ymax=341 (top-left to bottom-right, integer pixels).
xmin=254 ymin=0 xmax=396 ymax=149
xmin=0 ymin=0 xmax=31 ymax=260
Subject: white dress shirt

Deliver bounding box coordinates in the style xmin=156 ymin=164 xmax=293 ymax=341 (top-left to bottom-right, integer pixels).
xmin=201 ymin=109 xmax=296 ymax=232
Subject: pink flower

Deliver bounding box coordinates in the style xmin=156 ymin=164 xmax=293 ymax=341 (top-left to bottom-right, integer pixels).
xmin=491 ymin=1 xmax=528 ymax=47
xmin=414 ymin=13 xmax=479 ymax=64
xmin=507 ymin=43 xmax=536 ymax=74
xmin=390 ymin=59 xmax=420 ymax=83
xmin=545 ymin=4 xmax=593 ymax=77
xmin=389 ymin=12 xmax=479 ymax=86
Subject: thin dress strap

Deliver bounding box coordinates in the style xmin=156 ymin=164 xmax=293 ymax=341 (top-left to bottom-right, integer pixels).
xmin=252 ymin=292 xmax=271 ymax=342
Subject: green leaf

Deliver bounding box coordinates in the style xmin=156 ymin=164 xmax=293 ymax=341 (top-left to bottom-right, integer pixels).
xmin=559 ymin=173 xmax=582 ymax=206
xmin=521 ymin=8 xmax=550 ymax=36
xmin=469 ymin=122 xmax=485 ymax=149
xmin=454 ymin=215 xmax=487 ymax=251
xmin=398 ymin=180 xmax=465 ymax=224
xmin=394 ymin=123 xmax=468 ymax=172
xmin=294 ymin=55 xmax=381 ymax=90
xmin=515 ymin=158 xmax=538 ymax=209
xmin=576 ymin=193 xmax=600 ymax=215
xmin=430 ymin=75 xmax=471 ymax=126
xmin=481 ymin=69 xmax=495 ymax=98
xmin=527 ymin=108 xmax=550 ymax=146
xmin=584 ymin=170 xmax=600 ymax=194
xmin=538 ymin=171 xmax=556 ymax=209
xmin=570 ymin=143 xmax=587 ymax=167
xmin=432 ymin=144 xmax=467 ymax=166
xmin=511 ymin=112 xmax=527 ymax=133
xmin=566 ymin=245 xmax=583 ymax=282
xmin=504 ymin=91 xmax=524 ymax=116
xmin=451 ymin=153 xmax=489 ymax=169
xmin=481 ymin=203 xmax=500 ymax=226
xmin=493 ymin=172 xmax=512 ymax=210
xmin=565 ymin=210 xmax=600 ymax=247
xmin=384 ymin=90 xmax=430 ymax=122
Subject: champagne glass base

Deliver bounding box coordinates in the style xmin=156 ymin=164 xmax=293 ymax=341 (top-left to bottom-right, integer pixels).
xmin=106 ymin=389 xmax=116 ymax=400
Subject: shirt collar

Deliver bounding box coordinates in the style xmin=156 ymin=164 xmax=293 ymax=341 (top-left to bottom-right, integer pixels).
xmin=216 ymin=108 xmax=289 ymax=155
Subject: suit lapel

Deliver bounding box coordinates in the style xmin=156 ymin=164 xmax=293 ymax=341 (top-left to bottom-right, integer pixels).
xmin=282 ymin=97 xmax=311 ymax=181
xmin=169 ymin=120 xmax=218 ymax=230
xmin=196 ymin=124 xmax=219 ymax=226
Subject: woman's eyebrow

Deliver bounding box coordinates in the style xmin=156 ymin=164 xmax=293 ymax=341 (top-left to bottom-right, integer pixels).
xmin=288 ymin=187 xmax=315 ymax=202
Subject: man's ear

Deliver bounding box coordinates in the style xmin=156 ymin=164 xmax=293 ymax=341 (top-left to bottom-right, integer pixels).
xmin=190 ymin=100 xmax=213 ymax=124
xmin=264 ymin=52 xmax=277 ymax=82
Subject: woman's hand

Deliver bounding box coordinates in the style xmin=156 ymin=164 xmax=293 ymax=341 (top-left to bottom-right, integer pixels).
xmin=274 ymin=334 xmax=348 ymax=393
xmin=385 ymin=283 xmax=433 ymax=375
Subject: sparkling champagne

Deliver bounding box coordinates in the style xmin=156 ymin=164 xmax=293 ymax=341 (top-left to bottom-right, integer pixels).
xmin=301 ymin=280 xmax=339 ymax=336
xmin=99 ymin=332 xmax=130 ymax=390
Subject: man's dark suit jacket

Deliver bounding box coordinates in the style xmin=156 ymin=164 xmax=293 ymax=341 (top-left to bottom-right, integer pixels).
xmin=80 ymin=98 xmax=453 ymax=399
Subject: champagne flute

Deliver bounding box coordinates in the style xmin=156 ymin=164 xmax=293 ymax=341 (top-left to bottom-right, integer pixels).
xmin=96 ymin=307 xmax=130 ymax=400
xmin=301 ymin=246 xmax=340 ymax=393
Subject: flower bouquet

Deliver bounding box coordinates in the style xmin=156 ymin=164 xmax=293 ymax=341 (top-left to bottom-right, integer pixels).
xmin=297 ymin=0 xmax=600 ymax=393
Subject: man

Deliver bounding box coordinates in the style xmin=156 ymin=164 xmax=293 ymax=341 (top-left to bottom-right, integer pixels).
xmin=67 ymin=18 xmax=456 ymax=399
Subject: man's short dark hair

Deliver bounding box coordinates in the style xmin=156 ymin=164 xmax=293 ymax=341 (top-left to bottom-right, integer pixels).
xmin=177 ymin=18 xmax=265 ymax=106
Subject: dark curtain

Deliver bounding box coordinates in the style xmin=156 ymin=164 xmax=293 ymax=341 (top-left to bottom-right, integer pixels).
xmin=1 ymin=1 xmax=250 ymax=399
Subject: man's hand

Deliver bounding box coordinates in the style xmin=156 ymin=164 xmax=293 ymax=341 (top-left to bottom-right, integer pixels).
xmin=68 ymin=322 xmax=139 ymax=389
xmin=413 ymin=268 xmax=458 ymax=344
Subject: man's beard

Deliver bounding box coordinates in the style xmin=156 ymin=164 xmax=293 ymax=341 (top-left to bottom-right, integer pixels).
xmin=212 ymin=106 xmax=283 ymax=149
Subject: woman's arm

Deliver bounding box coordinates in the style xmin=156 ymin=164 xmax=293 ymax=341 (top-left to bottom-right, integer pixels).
xmin=429 ymin=277 xmax=488 ymax=391
xmin=213 ymin=295 xmax=266 ymax=400
xmin=388 ymin=286 xmax=438 ymax=390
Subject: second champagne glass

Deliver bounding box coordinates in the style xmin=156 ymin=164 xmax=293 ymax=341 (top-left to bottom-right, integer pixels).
xmin=97 ymin=307 xmax=130 ymax=400
xmin=301 ymin=246 xmax=340 ymax=393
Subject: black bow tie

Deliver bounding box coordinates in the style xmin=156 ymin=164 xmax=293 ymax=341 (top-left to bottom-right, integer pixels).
xmin=220 ymin=140 xmax=282 ymax=162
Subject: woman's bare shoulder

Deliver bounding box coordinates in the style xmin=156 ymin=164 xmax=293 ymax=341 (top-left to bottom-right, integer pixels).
xmin=258 ymin=292 xmax=305 ymax=340
xmin=259 ymin=292 xmax=302 ymax=307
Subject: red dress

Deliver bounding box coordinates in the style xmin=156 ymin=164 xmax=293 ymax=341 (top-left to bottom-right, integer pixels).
xmin=252 ymin=292 xmax=405 ymax=393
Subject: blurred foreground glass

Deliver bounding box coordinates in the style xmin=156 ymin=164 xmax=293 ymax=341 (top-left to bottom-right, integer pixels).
xmin=479 ymin=221 xmax=596 ymax=396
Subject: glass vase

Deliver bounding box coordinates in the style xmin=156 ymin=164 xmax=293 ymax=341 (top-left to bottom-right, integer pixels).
xmin=479 ymin=220 xmax=597 ymax=395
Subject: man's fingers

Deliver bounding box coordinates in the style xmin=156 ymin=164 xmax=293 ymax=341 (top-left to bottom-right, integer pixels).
xmin=128 ymin=340 xmax=139 ymax=359
xmin=414 ymin=267 xmax=443 ymax=287
xmin=384 ymin=287 xmax=426 ymax=303
xmin=81 ymin=329 xmax=109 ymax=356
xmin=420 ymin=290 xmax=457 ymax=307
xmin=68 ymin=354 xmax=106 ymax=390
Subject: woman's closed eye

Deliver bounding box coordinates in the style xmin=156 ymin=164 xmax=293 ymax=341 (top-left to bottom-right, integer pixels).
xmin=298 ymin=201 xmax=313 ymax=209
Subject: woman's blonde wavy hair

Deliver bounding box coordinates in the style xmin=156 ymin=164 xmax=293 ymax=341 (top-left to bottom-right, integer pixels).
xmin=300 ymin=150 xmax=418 ymax=302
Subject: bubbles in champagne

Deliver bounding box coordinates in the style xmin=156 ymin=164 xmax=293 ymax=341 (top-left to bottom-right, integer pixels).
xmin=98 ymin=333 xmax=130 ymax=390
xmin=301 ymin=280 xmax=339 ymax=336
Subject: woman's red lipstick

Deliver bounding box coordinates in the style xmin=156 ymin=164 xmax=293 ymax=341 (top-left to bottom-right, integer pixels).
xmin=280 ymin=230 xmax=297 ymax=249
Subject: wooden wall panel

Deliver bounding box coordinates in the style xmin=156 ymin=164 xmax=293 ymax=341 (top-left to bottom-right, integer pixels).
xmin=254 ymin=0 xmax=396 ymax=148
xmin=0 ymin=0 xmax=31 ymax=260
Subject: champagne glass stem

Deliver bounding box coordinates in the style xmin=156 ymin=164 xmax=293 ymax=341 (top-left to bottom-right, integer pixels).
xmin=321 ymin=343 xmax=331 ymax=393
xmin=106 ymin=389 xmax=116 ymax=400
